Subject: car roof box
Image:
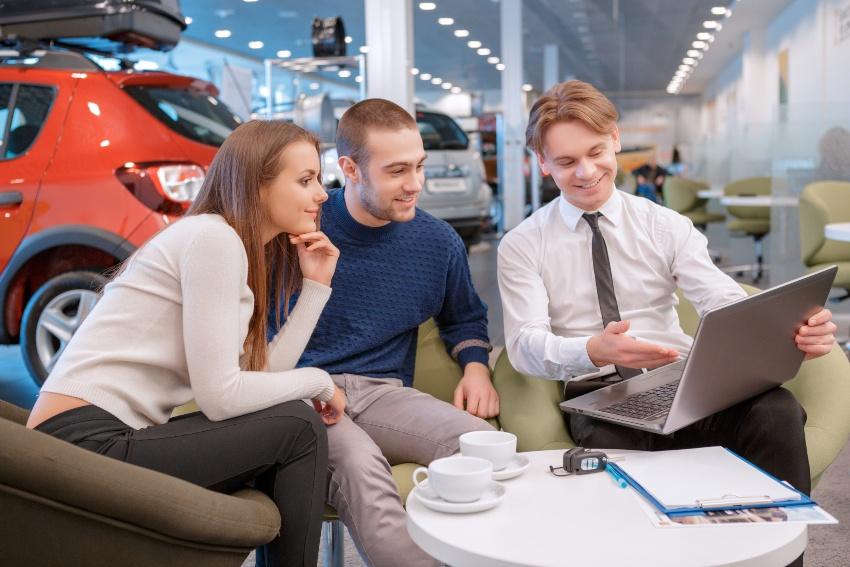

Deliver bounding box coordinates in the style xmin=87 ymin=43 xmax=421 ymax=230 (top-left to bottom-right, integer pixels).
xmin=0 ymin=0 xmax=186 ymax=53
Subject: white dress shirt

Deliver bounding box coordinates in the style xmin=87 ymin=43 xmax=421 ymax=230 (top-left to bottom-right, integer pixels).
xmin=497 ymin=189 xmax=746 ymax=381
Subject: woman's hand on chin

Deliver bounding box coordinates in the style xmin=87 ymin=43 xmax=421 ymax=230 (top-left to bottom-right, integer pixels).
xmin=290 ymin=231 xmax=339 ymax=286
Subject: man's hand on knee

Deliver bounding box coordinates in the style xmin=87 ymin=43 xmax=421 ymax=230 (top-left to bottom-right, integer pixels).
xmin=453 ymin=362 xmax=500 ymax=419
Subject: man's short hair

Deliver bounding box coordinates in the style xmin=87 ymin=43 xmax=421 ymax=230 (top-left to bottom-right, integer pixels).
xmin=525 ymin=80 xmax=619 ymax=154
xmin=336 ymin=98 xmax=418 ymax=166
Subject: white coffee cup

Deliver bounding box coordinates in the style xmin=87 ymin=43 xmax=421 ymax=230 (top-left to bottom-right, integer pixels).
xmin=459 ymin=430 xmax=517 ymax=471
xmin=412 ymin=456 xmax=492 ymax=503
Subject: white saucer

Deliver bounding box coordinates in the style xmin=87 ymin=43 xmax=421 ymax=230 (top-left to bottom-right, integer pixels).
xmin=412 ymin=480 xmax=506 ymax=514
xmin=492 ymin=454 xmax=530 ymax=481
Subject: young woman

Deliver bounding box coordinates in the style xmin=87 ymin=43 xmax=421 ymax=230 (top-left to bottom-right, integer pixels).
xmin=26 ymin=120 xmax=345 ymax=567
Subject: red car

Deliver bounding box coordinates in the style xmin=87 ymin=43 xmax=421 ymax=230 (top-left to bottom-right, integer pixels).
xmin=0 ymin=47 xmax=240 ymax=383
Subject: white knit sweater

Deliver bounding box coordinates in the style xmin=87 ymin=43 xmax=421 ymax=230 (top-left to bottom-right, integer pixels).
xmin=41 ymin=214 xmax=335 ymax=429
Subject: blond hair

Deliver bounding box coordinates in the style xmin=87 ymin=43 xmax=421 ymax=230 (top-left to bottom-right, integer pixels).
xmin=526 ymin=80 xmax=619 ymax=154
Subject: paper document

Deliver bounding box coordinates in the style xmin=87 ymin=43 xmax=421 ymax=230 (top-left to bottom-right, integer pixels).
xmin=612 ymin=446 xmax=804 ymax=513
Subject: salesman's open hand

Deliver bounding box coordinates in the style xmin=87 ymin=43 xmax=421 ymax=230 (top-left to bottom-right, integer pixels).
xmin=795 ymin=308 xmax=836 ymax=360
xmin=453 ymin=362 xmax=499 ymax=419
xmin=586 ymin=320 xmax=679 ymax=369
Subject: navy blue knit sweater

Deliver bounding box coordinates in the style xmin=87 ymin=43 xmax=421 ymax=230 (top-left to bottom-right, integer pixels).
xmin=278 ymin=188 xmax=490 ymax=386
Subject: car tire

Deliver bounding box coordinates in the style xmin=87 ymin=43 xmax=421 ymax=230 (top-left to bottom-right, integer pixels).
xmin=20 ymin=270 xmax=107 ymax=386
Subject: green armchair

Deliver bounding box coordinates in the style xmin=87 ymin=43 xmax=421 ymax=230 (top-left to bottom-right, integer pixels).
xmin=0 ymin=399 xmax=279 ymax=567
xmin=799 ymin=180 xmax=850 ymax=291
xmin=493 ymin=285 xmax=850 ymax=488
xmin=662 ymin=177 xmax=725 ymax=230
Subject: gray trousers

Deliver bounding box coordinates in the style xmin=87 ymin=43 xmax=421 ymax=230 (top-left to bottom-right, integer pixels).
xmin=327 ymin=374 xmax=495 ymax=567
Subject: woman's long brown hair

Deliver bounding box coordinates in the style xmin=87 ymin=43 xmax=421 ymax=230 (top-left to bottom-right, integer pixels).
xmin=187 ymin=120 xmax=321 ymax=371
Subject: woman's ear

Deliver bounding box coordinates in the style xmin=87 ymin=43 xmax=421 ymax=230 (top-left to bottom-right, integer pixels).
xmin=339 ymin=156 xmax=360 ymax=184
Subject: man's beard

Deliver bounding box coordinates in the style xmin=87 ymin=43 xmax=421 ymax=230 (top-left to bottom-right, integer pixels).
xmin=358 ymin=179 xmax=412 ymax=223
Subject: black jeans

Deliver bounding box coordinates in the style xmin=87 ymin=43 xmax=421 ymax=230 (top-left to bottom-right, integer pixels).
xmin=568 ymin=387 xmax=811 ymax=495
xmin=36 ymin=401 xmax=328 ymax=567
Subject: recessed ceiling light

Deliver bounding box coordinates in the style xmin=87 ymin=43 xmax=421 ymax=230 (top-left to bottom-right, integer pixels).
xmin=692 ymin=40 xmax=708 ymax=49
xmin=679 ymin=64 xmax=691 ymax=71
xmin=683 ymin=57 xmax=695 ymax=64
xmin=338 ymin=69 xmax=352 ymax=78
xmin=711 ymin=6 xmax=728 ymax=15
xmin=248 ymin=40 xmax=264 ymax=49
xmin=703 ymin=20 xmax=720 ymax=29
xmin=431 ymin=77 xmax=443 ymax=84
xmin=438 ymin=17 xmax=454 ymax=25
xmin=487 ymin=56 xmax=500 ymax=64
xmin=355 ymin=75 xmax=363 ymax=83
xmin=496 ymin=63 xmax=505 ymax=71
xmin=450 ymin=86 xmax=461 ymax=94
xmin=686 ymin=49 xmax=701 ymax=57
xmin=467 ymin=40 xmax=482 ymax=48
xmin=522 ymin=84 xmax=533 ymax=92
xmin=441 ymin=83 xmax=452 ymax=90
xmin=214 ymin=29 xmax=232 ymax=38
xmin=696 ymin=32 xmax=714 ymax=41
xmin=345 ymin=36 xmax=352 ymax=44
xmin=243 ymin=0 xmax=259 ymax=3
xmin=454 ymin=29 xmax=469 ymax=37
xmin=310 ymin=82 xmax=320 ymax=90
xmin=277 ymin=49 xmax=291 ymax=58
xmin=184 ymin=16 xmax=193 ymax=25
xmin=359 ymin=46 xmax=369 ymax=53
xmin=420 ymin=73 xmax=432 ymax=80
xmin=419 ymin=2 xmax=437 ymax=10
xmin=411 ymin=67 xmax=420 ymax=75
xmin=477 ymin=48 xmax=491 ymax=56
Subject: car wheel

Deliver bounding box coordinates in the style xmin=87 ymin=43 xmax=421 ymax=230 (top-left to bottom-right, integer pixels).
xmin=20 ymin=271 xmax=106 ymax=386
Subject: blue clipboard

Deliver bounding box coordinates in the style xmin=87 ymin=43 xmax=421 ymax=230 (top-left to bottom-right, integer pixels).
xmin=607 ymin=447 xmax=815 ymax=517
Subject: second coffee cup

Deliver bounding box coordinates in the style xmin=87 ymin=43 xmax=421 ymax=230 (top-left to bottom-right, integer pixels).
xmin=459 ymin=430 xmax=517 ymax=471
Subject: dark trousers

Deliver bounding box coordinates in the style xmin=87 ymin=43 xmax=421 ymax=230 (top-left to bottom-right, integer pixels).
xmin=36 ymin=401 xmax=328 ymax=567
xmin=568 ymin=387 xmax=811 ymax=495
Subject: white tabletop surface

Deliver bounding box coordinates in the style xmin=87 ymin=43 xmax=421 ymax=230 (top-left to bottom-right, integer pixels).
xmin=407 ymin=450 xmax=807 ymax=567
xmin=720 ymin=196 xmax=799 ymax=207
xmin=825 ymin=222 xmax=850 ymax=242
xmin=697 ymin=189 xmax=724 ymax=199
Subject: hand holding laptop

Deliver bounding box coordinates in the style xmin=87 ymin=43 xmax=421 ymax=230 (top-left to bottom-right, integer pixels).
xmin=587 ymin=320 xmax=680 ymax=370
xmin=795 ymin=308 xmax=836 ymax=360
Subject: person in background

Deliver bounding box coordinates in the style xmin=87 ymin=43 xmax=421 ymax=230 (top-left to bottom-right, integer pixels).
xmin=27 ymin=120 xmax=345 ymax=567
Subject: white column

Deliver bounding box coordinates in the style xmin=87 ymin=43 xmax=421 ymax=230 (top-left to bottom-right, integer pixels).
xmin=364 ymin=0 xmax=415 ymax=114
xmin=543 ymin=44 xmax=559 ymax=92
xmin=501 ymin=0 xmax=526 ymax=230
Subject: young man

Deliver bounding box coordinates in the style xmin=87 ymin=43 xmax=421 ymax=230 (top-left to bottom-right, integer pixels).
xmin=498 ymin=80 xmax=835 ymax=500
xmin=286 ymin=98 xmax=498 ymax=567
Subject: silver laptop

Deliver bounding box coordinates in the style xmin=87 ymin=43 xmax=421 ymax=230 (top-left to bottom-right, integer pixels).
xmin=560 ymin=266 xmax=837 ymax=435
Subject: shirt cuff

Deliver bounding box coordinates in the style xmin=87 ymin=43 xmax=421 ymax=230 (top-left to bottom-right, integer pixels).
xmin=457 ymin=346 xmax=490 ymax=369
xmin=563 ymin=336 xmax=601 ymax=377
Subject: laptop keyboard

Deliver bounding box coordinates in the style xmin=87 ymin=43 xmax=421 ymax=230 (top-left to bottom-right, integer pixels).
xmin=600 ymin=380 xmax=681 ymax=420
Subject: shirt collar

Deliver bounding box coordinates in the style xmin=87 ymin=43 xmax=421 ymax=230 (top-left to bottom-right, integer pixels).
xmin=558 ymin=187 xmax=624 ymax=231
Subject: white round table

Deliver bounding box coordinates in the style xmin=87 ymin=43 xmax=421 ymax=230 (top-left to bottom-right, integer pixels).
xmin=406 ymin=450 xmax=807 ymax=567
xmin=720 ymin=196 xmax=799 ymax=207
xmin=824 ymin=222 xmax=850 ymax=242
xmin=697 ymin=188 xmax=724 ymax=199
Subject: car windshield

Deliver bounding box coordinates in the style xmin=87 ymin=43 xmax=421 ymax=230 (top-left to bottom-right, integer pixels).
xmin=416 ymin=111 xmax=469 ymax=151
xmin=124 ymin=86 xmax=241 ymax=147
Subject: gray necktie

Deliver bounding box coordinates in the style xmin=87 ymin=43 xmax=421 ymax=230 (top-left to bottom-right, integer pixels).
xmin=581 ymin=212 xmax=641 ymax=380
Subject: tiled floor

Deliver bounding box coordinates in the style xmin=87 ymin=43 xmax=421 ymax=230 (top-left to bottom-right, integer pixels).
xmin=3 ymin=224 xmax=849 ymax=567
